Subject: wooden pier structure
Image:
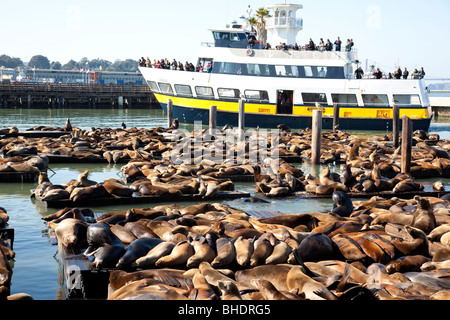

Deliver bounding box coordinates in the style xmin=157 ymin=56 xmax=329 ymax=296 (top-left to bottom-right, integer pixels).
xmin=0 ymin=82 xmax=159 ymax=109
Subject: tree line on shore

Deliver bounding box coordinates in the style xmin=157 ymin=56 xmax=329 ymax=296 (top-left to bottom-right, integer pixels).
xmin=0 ymin=54 xmax=138 ymax=72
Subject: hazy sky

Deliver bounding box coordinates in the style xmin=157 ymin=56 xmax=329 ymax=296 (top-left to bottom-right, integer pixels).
xmin=1 ymin=0 xmax=449 ymax=78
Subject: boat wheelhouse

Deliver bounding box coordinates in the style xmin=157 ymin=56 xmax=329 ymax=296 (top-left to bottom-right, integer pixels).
xmin=139 ymin=3 xmax=432 ymax=131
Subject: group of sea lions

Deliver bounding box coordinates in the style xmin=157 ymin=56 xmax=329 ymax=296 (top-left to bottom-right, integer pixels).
xmin=0 ymin=206 xmax=32 ymax=300
xmin=43 ymin=192 xmax=450 ymax=300
xmin=31 ymin=167 xmax=236 ymax=203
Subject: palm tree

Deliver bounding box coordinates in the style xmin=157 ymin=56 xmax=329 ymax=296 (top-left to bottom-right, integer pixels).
xmin=248 ymin=16 xmax=258 ymax=33
xmin=255 ymin=7 xmax=271 ymax=45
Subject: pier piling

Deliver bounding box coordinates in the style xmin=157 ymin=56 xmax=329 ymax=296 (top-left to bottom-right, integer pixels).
xmin=333 ymin=103 xmax=339 ymax=132
xmin=167 ymin=99 xmax=173 ymax=128
xmin=238 ymin=99 xmax=245 ymax=141
xmin=401 ymin=115 xmax=412 ymax=174
xmin=393 ymin=103 xmax=400 ymax=148
xmin=209 ymin=105 xmax=217 ymax=132
xmin=311 ymin=109 xmax=322 ymax=165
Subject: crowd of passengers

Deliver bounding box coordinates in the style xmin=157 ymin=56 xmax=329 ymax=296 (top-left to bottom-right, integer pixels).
xmin=264 ymin=37 xmax=354 ymax=52
xmin=138 ymin=57 xmax=212 ymax=73
xmin=354 ymin=65 xmax=426 ymax=80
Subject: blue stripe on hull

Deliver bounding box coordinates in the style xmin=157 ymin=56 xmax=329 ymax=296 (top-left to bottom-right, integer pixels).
xmin=160 ymin=103 xmax=432 ymax=132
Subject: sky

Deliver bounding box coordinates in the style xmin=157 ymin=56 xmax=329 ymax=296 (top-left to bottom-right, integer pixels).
xmin=1 ymin=0 xmax=449 ymax=78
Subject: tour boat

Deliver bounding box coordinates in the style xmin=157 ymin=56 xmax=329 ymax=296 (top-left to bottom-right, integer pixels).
xmin=139 ymin=3 xmax=432 ymax=131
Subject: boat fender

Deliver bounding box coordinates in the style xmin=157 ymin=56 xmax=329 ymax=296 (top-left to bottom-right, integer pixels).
xmin=246 ymin=49 xmax=254 ymax=56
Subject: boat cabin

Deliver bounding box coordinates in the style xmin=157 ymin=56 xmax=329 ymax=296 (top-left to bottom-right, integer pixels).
xmin=210 ymin=28 xmax=261 ymax=49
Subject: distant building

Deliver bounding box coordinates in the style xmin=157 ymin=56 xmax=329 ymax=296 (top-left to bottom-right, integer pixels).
xmin=7 ymin=68 xmax=145 ymax=85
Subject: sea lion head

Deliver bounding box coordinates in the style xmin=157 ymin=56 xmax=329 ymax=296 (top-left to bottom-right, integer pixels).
xmin=413 ymin=196 xmax=431 ymax=210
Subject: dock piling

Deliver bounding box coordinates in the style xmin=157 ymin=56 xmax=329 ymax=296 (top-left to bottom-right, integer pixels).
xmin=401 ymin=115 xmax=412 ymax=174
xmin=333 ymin=103 xmax=339 ymax=132
xmin=238 ymin=99 xmax=245 ymax=141
xmin=393 ymin=103 xmax=400 ymax=148
xmin=167 ymin=99 xmax=173 ymax=128
xmin=209 ymin=105 xmax=217 ymax=132
xmin=311 ymin=109 xmax=322 ymax=165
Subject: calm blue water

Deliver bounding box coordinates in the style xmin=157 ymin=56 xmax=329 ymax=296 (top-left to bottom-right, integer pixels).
xmin=0 ymin=108 xmax=448 ymax=300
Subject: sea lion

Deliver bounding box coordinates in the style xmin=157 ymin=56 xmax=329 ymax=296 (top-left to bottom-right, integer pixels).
xmin=391 ymin=226 xmax=429 ymax=257
xmin=385 ymin=255 xmax=430 ymax=274
xmin=110 ymin=224 xmax=137 ymax=244
xmin=103 ymin=181 xmax=134 ymax=198
xmin=293 ymin=233 xmax=336 ymax=262
xmin=186 ymin=236 xmax=216 ymax=268
xmin=265 ymin=240 xmax=292 ymax=265
xmin=235 ymin=264 xmax=293 ymax=292
xmin=155 ymin=240 xmax=194 ymax=268
xmin=65 ymin=118 xmax=73 ymax=132
xmin=251 ymin=279 xmax=303 ymax=300
xmin=249 ymin=233 xmax=275 ymax=267
xmin=258 ymin=213 xmax=318 ymax=230
xmin=135 ymin=242 xmax=176 ymax=269
xmin=70 ymin=184 xmax=108 ymax=203
xmin=211 ymin=237 xmax=236 ymax=268
xmin=82 ymin=223 xmax=125 ymax=269
xmin=54 ymin=218 xmax=88 ymax=250
xmin=410 ymin=196 xmax=437 ymax=234
xmin=432 ymin=181 xmax=445 ymax=192
xmin=428 ymin=224 xmax=450 ymax=242
xmin=109 ymin=269 xmax=191 ymax=292
xmin=286 ymin=266 xmax=337 ymax=300
xmin=234 ymin=236 xmax=254 ymax=268
xmin=331 ymin=191 xmax=354 ymax=217
xmin=218 ymin=281 xmax=242 ymax=300
xmin=198 ymin=262 xmax=241 ymax=289
xmin=78 ymin=170 xmax=97 ymax=187
xmin=116 ymin=237 xmax=164 ymax=269
xmin=189 ymin=272 xmax=217 ymax=300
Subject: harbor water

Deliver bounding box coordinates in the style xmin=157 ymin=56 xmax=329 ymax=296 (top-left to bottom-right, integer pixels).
xmin=0 ymin=108 xmax=449 ymax=300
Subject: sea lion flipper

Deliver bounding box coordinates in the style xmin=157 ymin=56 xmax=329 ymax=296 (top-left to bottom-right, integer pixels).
xmin=292 ymin=249 xmax=318 ymax=278
xmin=313 ymin=287 xmax=338 ymax=300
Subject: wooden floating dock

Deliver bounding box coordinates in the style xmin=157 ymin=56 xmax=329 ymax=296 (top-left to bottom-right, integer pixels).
xmin=0 ymin=131 xmax=68 ymax=139
xmin=55 ymin=208 xmax=281 ymax=300
xmin=37 ymin=191 xmax=251 ymax=209
xmin=0 ymin=171 xmax=38 ymax=183
xmin=40 ymin=154 xmax=128 ymax=164
xmin=294 ymin=190 xmax=450 ymax=200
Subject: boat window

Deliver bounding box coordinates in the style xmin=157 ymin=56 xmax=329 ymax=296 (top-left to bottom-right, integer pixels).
xmin=331 ymin=94 xmax=358 ymax=107
xmin=158 ymin=82 xmax=173 ymax=94
xmin=244 ymin=90 xmax=269 ymax=102
xmin=302 ymin=93 xmax=328 ymax=106
xmin=247 ymin=64 xmax=271 ymax=76
xmin=230 ymin=33 xmax=240 ymax=41
xmin=393 ymin=94 xmax=422 ymax=107
xmin=174 ymin=84 xmax=193 ymax=97
xmin=218 ymin=88 xmax=241 ymax=100
xmin=362 ymin=94 xmax=389 ymax=107
xmin=195 ymin=86 xmax=214 ymax=98
xmin=214 ymin=62 xmax=245 ymax=75
xmin=147 ymin=81 xmax=159 ymax=93
xmin=275 ymin=65 xmax=287 ymax=77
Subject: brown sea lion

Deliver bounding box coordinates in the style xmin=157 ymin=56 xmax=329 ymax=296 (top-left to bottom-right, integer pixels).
xmin=294 ymin=233 xmax=336 ymax=262
xmin=218 ymin=281 xmax=242 ymax=300
xmin=109 ymin=269 xmax=191 ymax=291
xmin=116 ymin=237 xmax=165 ymax=269
xmin=189 ymin=272 xmax=217 ymax=300
xmin=198 ymin=262 xmax=241 ymax=289
xmin=211 ymin=237 xmax=236 ymax=268
xmin=135 ymin=242 xmax=176 ymax=269
xmin=234 ymin=236 xmax=254 ymax=268
xmin=186 ymin=236 xmax=216 ymax=268
xmin=265 ymin=240 xmax=292 ymax=265
xmin=385 ymin=255 xmax=430 ymax=274
xmin=155 ymin=240 xmax=194 ymax=268
xmin=70 ymin=184 xmax=108 ymax=203
xmin=409 ymin=196 xmax=437 ymax=234
xmin=54 ymin=218 xmax=88 ymax=250
xmin=391 ymin=226 xmax=429 ymax=257
xmin=235 ymin=264 xmax=293 ymax=292
xmin=251 ymin=279 xmax=303 ymax=300
xmin=286 ymin=266 xmax=337 ymax=300
xmin=110 ymin=224 xmax=137 ymax=244
xmin=249 ymin=233 xmax=275 ymax=267
xmin=432 ymin=181 xmax=445 ymax=192
xmin=103 ymin=181 xmax=134 ymax=197
xmin=78 ymin=170 xmax=97 ymax=187
xmin=258 ymin=213 xmax=318 ymax=230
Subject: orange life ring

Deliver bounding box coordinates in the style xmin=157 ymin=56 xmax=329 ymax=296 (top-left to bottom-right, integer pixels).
xmin=246 ymin=49 xmax=254 ymax=56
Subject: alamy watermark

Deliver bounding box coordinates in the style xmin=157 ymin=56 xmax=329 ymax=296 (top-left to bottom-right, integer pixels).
xmin=168 ymin=121 xmax=280 ymax=175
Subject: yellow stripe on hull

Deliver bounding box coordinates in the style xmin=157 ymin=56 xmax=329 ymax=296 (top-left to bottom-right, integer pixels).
xmin=153 ymin=93 xmax=430 ymax=119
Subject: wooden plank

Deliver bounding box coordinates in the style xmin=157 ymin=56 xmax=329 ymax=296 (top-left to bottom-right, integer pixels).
xmin=245 ymin=210 xmax=283 ymax=218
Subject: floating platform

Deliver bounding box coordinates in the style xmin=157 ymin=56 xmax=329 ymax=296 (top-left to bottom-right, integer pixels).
xmin=0 ymin=171 xmax=38 ymax=183
xmin=294 ymin=190 xmax=450 ymax=200
xmin=35 ymin=191 xmax=251 ymax=209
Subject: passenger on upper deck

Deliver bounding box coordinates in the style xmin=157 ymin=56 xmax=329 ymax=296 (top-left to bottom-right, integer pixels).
xmin=411 ymin=69 xmax=420 ymax=79
xmin=248 ymin=34 xmax=256 ymax=47
xmin=263 ymin=42 xmax=272 ymax=50
xmin=354 ymin=67 xmax=364 ymax=79
xmin=318 ymin=38 xmax=325 ymax=51
xmin=373 ymin=68 xmax=383 ymax=79
xmin=206 ymin=62 xmax=212 ymax=73
xmin=394 ymin=67 xmax=402 ymax=79
xmin=403 ymin=68 xmax=409 ymax=79
xmin=419 ymin=67 xmax=425 ymax=79
xmin=345 ymin=39 xmax=354 ymax=51
xmin=325 ymin=39 xmax=333 ymax=51
xmin=334 ymin=37 xmax=342 ymax=51
xmin=307 ymin=38 xmax=315 ymax=51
